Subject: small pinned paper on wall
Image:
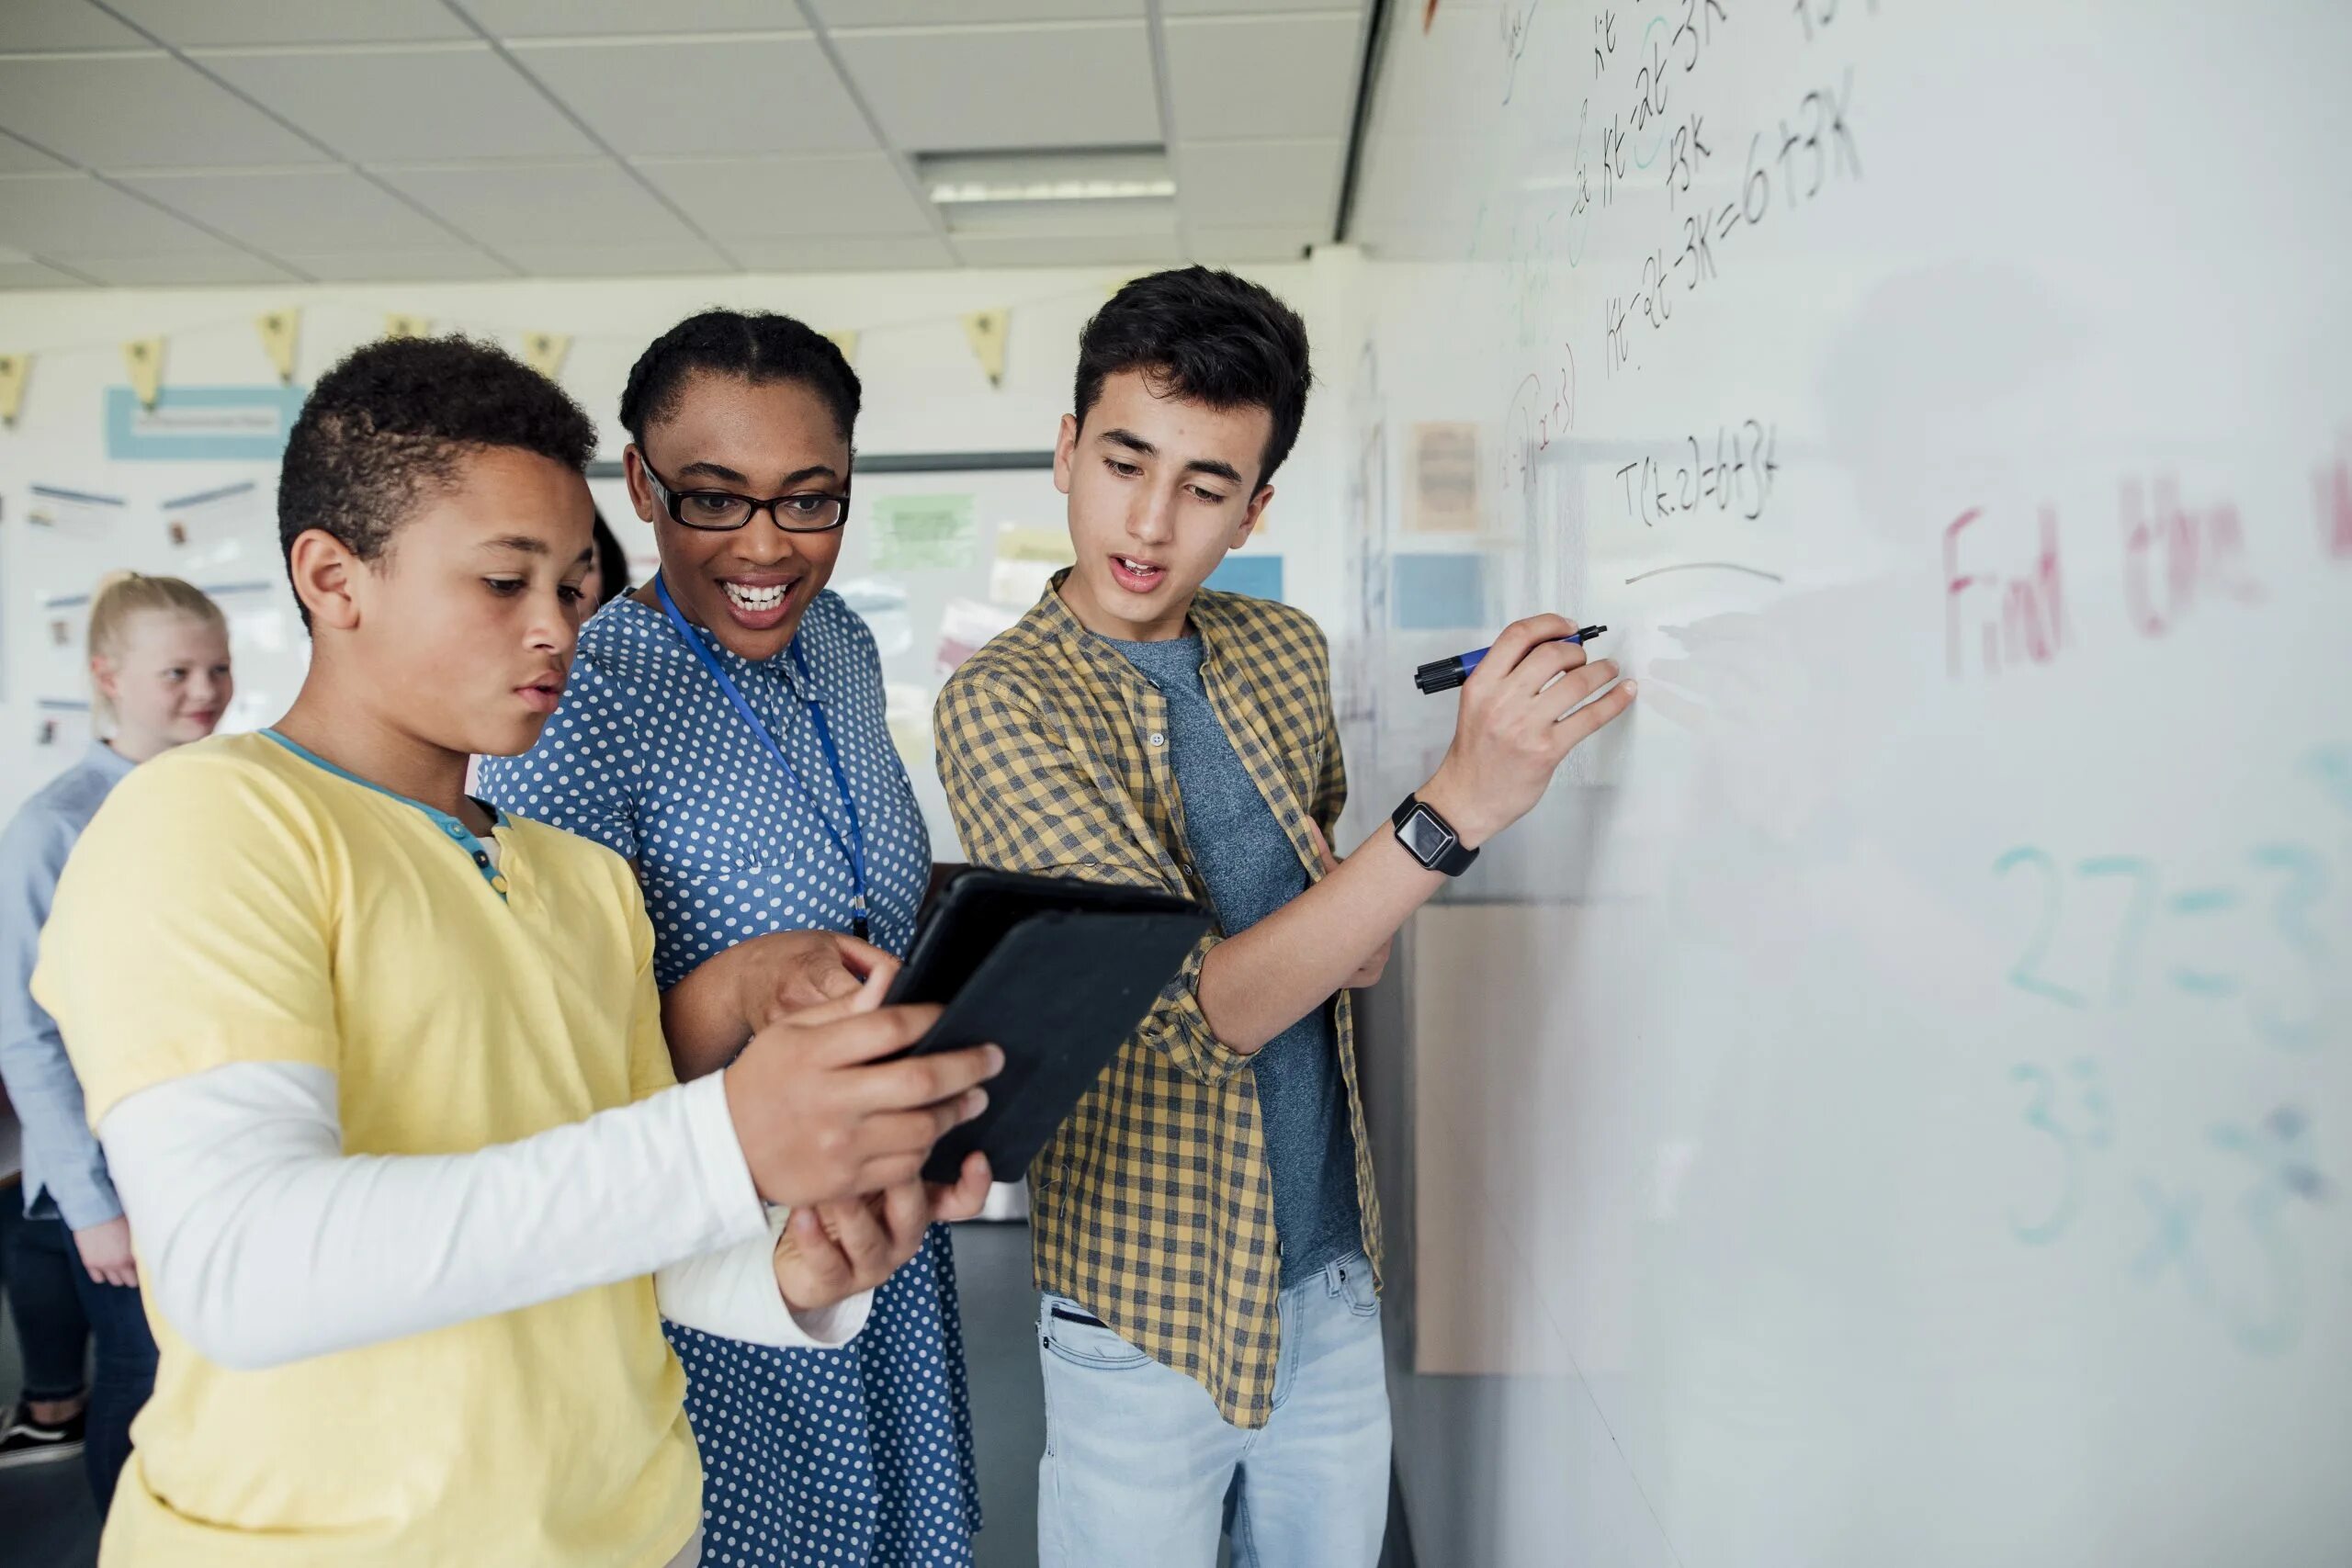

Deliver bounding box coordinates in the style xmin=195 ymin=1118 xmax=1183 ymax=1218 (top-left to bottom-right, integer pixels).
xmin=832 ymin=576 xmax=914 ymax=657
xmin=1390 ymin=553 xmax=1487 ymax=630
xmin=883 ymin=681 xmax=935 ymax=761
xmin=874 ymin=493 xmax=978 ymax=570
xmin=28 ymin=485 xmax=127 ymax=540
xmin=164 ymin=480 xmax=266 ymax=563
xmin=36 ymin=698 xmax=91 ymax=751
xmin=1407 ymin=422 xmax=1481 ymax=534
xmin=988 ymin=522 xmax=1074 ymax=607
xmin=1204 ymin=553 xmax=1284 ymax=602
xmin=935 ymin=597 xmax=1021 ymax=676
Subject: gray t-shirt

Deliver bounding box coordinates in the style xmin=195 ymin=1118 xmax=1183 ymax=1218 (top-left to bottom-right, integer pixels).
xmin=1102 ymin=632 xmax=1362 ymax=1284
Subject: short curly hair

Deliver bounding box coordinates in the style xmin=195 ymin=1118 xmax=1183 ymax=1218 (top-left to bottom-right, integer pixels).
xmin=619 ymin=310 xmax=860 ymax=446
xmin=278 ymin=335 xmax=596 ymax=627
xmin=1074 ymin=267 xmax=1311 ymax=488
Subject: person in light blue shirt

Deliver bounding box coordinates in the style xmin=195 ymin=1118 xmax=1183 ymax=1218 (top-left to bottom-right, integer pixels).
xmin=0 ymin=571 xmax=232 ymax=1511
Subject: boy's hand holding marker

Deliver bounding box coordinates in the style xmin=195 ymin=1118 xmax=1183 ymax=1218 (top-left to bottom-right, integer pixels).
xmin=1416 ymin=614 xmax=1634 ymax=848
xmin=722 ymin=965 xmax=999 ymax=1310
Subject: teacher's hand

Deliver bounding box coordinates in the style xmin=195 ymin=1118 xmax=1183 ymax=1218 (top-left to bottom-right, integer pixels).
xmin=662 ymin=929 xmax=903 ymax=1082
xmin=735 ymin=929 xmax=901 ymax=1034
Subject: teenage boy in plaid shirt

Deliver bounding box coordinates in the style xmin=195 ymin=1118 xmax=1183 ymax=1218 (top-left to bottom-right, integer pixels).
xmin=936 ymin=268 xmax=1636 ymax=1567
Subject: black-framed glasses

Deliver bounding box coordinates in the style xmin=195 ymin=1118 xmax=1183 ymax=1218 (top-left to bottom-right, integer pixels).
xmin=639 ymin=456 xmax=850 ymax=534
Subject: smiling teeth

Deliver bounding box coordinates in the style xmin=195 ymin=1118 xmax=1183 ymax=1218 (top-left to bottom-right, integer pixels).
xmin=725 ymin=581 xmax=789 ymax=610
xmin=1118 ymin=558 xmax=1161 ymax=574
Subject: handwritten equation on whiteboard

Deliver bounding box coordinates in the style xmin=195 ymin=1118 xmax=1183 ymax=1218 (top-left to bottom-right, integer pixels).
xmin=1996 ymin=746 xmax=2348 ymax=1358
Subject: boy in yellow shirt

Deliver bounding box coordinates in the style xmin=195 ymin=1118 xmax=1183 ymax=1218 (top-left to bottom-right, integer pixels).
xmin=32 ymin=337 xmax=998 ymax=1567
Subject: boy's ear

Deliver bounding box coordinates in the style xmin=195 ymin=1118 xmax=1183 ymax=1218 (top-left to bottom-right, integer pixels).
xmin=1052 ymin=413 xmax=1080 ymax=498
xmin=1232 ymin=483 xmax=1274 ymax=548
xmin=622 ymin=445 xmax=661 ymax=525
xmin=87 ymin=654 xmax=119 ymax=704
xmin=288 ymin=528 xmax=366 ymax=632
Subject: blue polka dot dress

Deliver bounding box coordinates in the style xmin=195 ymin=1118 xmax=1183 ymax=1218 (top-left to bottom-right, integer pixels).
xmin=479 ymin=589 xmax=981 ymax=1566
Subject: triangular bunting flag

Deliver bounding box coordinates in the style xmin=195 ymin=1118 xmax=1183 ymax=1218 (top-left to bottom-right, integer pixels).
xmin=123 ymin=337 xmax=164 ymax=409
xmin=0 ymin=354 xmax=27 ymax=426
xmin=821 ymin=329 xmax=859 ymax=365
xmin=961 ymin=309 xmax=1008 ymax=389
xmin=255 ymin=309 xmax=300 ymax=382
xmin=522 ymin=332 xmax=571 ymax=379
xmin=383 ymin=314 xmax=431 ymax=341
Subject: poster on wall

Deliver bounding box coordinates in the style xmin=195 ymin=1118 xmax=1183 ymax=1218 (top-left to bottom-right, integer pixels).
xmin=873 ymin=493 xmax=978 ymax=570
xmin=35 ymin=698 xmax=91 ymax=752
xmin=105 ymin=385 xmax=307 ymax=462
xmin=164 ymin=480 xmax=268 ymax=566
xmin=28 ymin=485 xmax=126 ymax=540
xmin=987 ymin=523 xmax=1072 ymax=608
xmin=1406 ymin=422 xmax=1481 ymax=534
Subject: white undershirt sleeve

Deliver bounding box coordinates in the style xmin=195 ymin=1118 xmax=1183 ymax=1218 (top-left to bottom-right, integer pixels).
xmin=97 ymin=1060 xmax=868 ymax=1370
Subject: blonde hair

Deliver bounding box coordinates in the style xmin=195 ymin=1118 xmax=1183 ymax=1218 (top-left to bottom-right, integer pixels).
xmin=87 ymin=571 xmax=228 ymax=731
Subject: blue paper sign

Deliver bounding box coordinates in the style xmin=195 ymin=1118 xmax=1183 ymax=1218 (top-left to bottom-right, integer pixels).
xmin=1204 ymin=553 xmax=1285 ymax=602
xmin=106 ymin=385 xmax=308 ymax=461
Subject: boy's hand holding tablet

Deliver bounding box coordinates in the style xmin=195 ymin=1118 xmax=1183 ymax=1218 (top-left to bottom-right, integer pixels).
xmin=724 ymin=966 xmax=1001 ymax=1310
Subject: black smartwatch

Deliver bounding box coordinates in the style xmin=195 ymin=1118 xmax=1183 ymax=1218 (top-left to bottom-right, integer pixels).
xmin=1391 ymin=794 xmax=1480 ymax=876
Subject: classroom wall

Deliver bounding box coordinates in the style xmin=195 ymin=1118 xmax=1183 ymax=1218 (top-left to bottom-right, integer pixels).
xmin=0 ymin=253 xmax=1360 ymax=818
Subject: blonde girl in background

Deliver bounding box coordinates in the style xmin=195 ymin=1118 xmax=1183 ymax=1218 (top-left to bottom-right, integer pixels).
xmin=0 ymin=572 xmax=232 ymax=1514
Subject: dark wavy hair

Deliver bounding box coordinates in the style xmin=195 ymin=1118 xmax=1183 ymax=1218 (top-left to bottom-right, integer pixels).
xmin=277 ymin=335 xmax=595 ymax=627
xmin=1073 ymin=267 xmax=1312 ymax=488
xmin=618 ymin=309 xmax=861 ymax=446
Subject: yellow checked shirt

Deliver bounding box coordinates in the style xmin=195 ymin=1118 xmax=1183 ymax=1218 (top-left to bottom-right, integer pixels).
xmin=934 ymin=571 xmax=1383 ymax=1428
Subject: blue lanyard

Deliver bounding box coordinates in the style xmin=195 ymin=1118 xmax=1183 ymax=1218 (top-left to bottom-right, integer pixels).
xmin=653 ymin=576 xmax=871 ymax=938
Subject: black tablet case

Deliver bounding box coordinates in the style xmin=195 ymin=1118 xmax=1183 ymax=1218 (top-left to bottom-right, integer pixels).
xmin=908 ymin=907 xmax=1209 ymax=1184
xmin=888 ymin=867 xmax=1201 ymax=1008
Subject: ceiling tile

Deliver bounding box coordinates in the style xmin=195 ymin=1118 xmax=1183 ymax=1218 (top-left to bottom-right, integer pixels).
xmin=835 ymin=23 xmax=1158 ymax=152
xmin=1174 ymin=137 xmax=1340 ymax=229
xmin=119 ymin=168 xmax=461 ymax=252
xmin=278 ymin=247 xmax=514 ymax=281
xmin=511 ymin=37 xmax=872 ymax=157
xmin=634 ymin=154 xmax=931 ymax=238
xmin=105 ymin=0 xmax=472 ymax=47
xmin=199 ymin=45 xmax=597 ymax=164
xmin=1189 ymin=222 xmax=1320 ymax=263
xmin=0 ymin=257 xmax=95 ymax=288
xmin=496 ymin=239 xmax=735 ymax=276
xmin=729 ymin=233 xmax=956 ymax=270
xmin=374 ymin=160 xmax=685 ymax=248
xmin=0 ymin=173 xmax=238 ymax=255
xmin=0 ymin=130 xmax=69 ymax=173
xmin=0 ymin=54 xmax=331 ymax=169
xmin=73 ymin=250 xmax=303 ymax=285
xmin=1162 ymin=13 xmax=1360 ymax=141
xmin=810 ymin=0 xmax=1140 ymax=24
xmin=0 ymin=1 xmax=146 ymax=51
xmin=463 ymin=0 xmax=803 ymax=37
xmin=950 ymin=228 xmax=1182 ymax=266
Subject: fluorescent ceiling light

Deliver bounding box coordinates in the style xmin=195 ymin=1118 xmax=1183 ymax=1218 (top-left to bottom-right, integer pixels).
xmin=932 ymin=176 xmax=1176 ymax=206
xmin=917 ymin=149 xmax=1177 ymax=236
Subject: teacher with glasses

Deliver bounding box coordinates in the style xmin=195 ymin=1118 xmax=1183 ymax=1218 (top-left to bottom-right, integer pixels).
xmin=481 ymin=310 xmax=984 ymax=1567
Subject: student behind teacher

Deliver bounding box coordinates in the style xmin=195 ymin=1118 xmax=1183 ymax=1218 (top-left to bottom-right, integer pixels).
xmin=484 ymin=311 xmax=984 ymax=1565
xmin=935 ymin=268 xmax=1635 ymax=1567
xmin=0 ymin=571 xmax=231 ymax=1513
xmin=32 ymin=336 xmax=1001 ymax=1568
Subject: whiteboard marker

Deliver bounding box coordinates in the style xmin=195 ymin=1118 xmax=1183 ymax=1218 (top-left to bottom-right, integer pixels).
xmin=1415 ymin=626 xmax=1606 ymax=694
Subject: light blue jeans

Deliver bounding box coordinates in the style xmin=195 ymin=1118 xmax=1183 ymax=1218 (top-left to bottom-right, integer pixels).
xmin=1037 ymin=1251 xmax=1392 ymax=1568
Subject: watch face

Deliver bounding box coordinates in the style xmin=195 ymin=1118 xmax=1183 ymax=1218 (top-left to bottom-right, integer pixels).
xmin=1398 ymin=806 xmax=1456 ymax=865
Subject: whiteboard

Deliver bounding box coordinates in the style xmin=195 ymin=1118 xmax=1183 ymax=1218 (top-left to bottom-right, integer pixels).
xmin=1340 ymin=4 xmax=2352 ymax=1564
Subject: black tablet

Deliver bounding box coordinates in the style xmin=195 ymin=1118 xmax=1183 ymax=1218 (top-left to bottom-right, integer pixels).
xmin=888 ymin=867 xmax=1201 ymax=1007
xmin=888 ymin=870 xmax=1210 ymax=1183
